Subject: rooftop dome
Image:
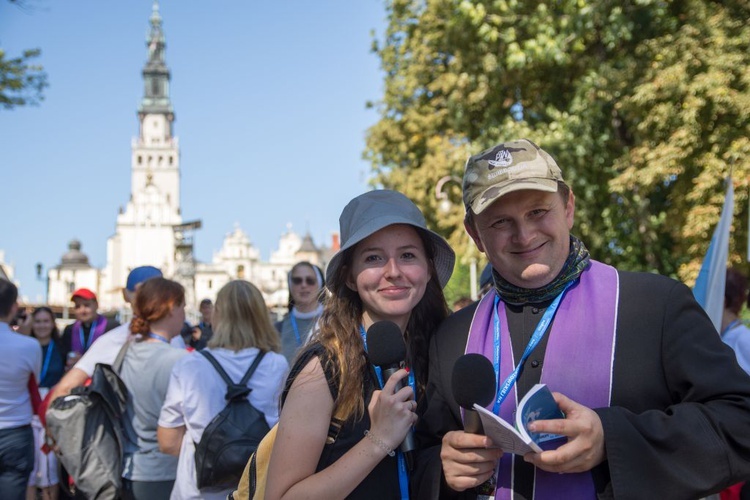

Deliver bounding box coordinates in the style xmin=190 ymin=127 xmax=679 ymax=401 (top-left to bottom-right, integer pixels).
xmin=60 ymin=239 xmax=91 ymax=267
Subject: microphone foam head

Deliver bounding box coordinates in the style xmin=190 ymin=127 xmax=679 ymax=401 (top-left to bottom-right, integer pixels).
xmin=366 ymin=321 xmax=406 ymax=366
xmin=452 ymin=353 xmax=496 ymax=410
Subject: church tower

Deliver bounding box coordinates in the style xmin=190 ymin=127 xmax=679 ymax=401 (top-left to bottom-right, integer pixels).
xmin=101 ymin=1 xmax=182 ymax=308
xmin=133 ymin=1 xmax=179 ymax=210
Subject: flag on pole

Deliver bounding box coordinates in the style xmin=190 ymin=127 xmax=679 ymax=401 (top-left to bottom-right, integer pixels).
xmin=693 ymin=178 xmax=734 ymax=333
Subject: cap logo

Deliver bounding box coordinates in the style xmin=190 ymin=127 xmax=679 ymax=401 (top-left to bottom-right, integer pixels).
xmin=487 ymin=149 xmax=513 ymax=169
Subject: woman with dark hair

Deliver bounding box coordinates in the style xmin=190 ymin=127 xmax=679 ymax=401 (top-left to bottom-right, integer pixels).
xmin=30 ymin=307 xmax=65 ymax=391
xmin=722 ymin=268 xmax=750 ymax=374
xmin=275 ymin=261 xmax=325 ymax=363
xmin=158 ymin=280 xmax=288 ymax=500
xmin=120 ymin=278 xmax=188 ymax=500
xmin=27 ymin=307 xmax=64 ymax=500
xmin=265 ymin=190 xmax=455 ymax=499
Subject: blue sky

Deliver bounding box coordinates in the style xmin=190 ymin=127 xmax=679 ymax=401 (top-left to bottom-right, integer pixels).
xmin=1 ymin=1 xmax=387 ymax=302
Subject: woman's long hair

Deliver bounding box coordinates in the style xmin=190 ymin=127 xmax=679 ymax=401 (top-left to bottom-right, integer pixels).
xmin=130 ymin=278 xmax=184 ymax=337
xmin=208 ymin=280 xmax=281 ymax=353
xmin=308 ymin=227 xmax=449 ymax=421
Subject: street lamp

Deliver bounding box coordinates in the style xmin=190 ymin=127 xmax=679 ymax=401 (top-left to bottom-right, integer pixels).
xmin=35 ymin=262 xmax=49 ymax=304
xmin=434 ymin=175 xmax=478 ymax=300
xmin=435 ymin=175 xmax=461 ymax=215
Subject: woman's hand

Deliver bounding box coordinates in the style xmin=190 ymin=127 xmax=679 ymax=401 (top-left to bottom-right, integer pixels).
xmin=366 ymin=368 xmax=417 ymax=453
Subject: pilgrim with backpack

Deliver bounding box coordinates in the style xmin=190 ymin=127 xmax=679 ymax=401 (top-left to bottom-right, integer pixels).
xmin=158 ymin=280 xmax=289 ymax=499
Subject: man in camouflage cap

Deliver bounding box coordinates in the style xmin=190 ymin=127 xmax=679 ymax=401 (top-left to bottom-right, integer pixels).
xmin=462 ymin=139 xmax=564 ymax=215
xmin=414 ymin=139 xmax=750 ymax=499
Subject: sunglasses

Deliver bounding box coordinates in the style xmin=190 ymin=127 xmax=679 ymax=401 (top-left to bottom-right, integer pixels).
xmin=291 ymin=276 xmax=317 ymax=286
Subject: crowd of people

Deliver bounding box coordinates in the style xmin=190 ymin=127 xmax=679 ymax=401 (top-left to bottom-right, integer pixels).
xmin=2 ymin=138 xmax=750 ymax=499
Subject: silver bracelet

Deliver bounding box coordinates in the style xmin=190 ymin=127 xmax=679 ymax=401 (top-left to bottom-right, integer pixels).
xmin=364 ymin=429 xmax=395 ymax=457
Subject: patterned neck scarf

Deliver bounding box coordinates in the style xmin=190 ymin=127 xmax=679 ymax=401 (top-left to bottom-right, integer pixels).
xmin=492 ymin=235 xmax=590 ymax=305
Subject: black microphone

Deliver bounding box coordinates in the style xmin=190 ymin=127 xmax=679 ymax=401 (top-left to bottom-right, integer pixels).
xmin=452 ymin=353 xmax=496 ymax=434
xmin=366 ymin=321 xmax=416 ymax=457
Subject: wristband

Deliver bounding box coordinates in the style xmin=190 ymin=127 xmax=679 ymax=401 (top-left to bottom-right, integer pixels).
xmin=364 ymin=429 xmax=395 ymax=457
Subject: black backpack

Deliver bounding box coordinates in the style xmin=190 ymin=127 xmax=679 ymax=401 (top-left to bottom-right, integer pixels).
xmin=194 ymin=350 xmax=271 ymax=489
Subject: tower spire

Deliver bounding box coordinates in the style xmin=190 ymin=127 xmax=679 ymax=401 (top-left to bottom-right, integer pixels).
xmin=139 ymin=0 xmax=173 ymax=119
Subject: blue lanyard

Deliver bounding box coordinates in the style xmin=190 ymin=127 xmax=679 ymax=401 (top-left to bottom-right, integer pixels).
xmin=722 ymin=320 xmax=742 ymax=337
xmin=491 ymin=281 xmax=574 ymax=414
xmin=358 ymin=325 xmax=412 ymax=500
xmin=40 ymin=341 xmax=55 ymax=383
xmin=79 ymin=317 xmax=98 ymax=351
xmin=148 ymin=332 xmax=170 ymax=344
xmin=290 ymin=315 xmax=302 ymax=346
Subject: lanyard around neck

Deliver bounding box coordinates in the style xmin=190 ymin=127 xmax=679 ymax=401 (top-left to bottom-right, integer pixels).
xmin=290 ymin=313 xmax=319 ymax=346
xmin=79 ymin=317 xmax=99 ymax=351
xmin=491 ymin=280 xmax=575 ymax=414
xmin=40 ymin=341 xmax=55 ymax=383
xmin=358 ymin=324 xmax=412 ymax=500
xmin=148 ymin=332 xmax=170 ymax=344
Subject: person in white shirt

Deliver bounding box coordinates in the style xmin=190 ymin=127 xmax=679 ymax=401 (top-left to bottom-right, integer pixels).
xmin=722 ymin=268 xmax=750 ymax=374
xmin=0 ymin=279 xmax=42 ymax=499
xmin=48 ymin=266 xmax=184 ymax=403
xmin=158 ymin=280 xmax=289 ymax=500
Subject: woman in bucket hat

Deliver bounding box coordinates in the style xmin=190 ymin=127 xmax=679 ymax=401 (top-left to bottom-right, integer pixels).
xmin=266 ymin=190 xmax=455 ymax=499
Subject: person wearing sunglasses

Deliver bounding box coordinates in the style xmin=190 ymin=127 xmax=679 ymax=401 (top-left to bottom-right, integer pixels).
xmin=275 ymin=262 xmax=325 ymax=364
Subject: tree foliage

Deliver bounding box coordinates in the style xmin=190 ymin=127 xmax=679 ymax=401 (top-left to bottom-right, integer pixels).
xmin=1 ymin=0 xmax=48 ymax=111
xmin=0 ymin=48 xmax=48 ymax=110
xmin=366 ymin=0 xmax=750 ymax=286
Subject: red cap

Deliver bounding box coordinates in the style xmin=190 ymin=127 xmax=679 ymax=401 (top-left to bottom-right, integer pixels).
xmin=71 ymin=288 xmax=97 ymax=301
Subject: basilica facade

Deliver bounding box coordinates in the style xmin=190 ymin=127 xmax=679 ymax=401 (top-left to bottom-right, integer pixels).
xmin=46 ymin=3 xmax=332 ymax=318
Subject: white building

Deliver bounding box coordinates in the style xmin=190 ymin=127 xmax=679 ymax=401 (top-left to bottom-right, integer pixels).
xmin=0 ymin=250 xmax=15 ymax=283
xmin=46 ymin=2 xmax=331 ymax=317
xmin=194 ymin=225 xmax=328 ymax=318
xmin=98 ymin=2 xmax=182 ymax=309
xmin=47 ymin=240 xmax=101 ymax=307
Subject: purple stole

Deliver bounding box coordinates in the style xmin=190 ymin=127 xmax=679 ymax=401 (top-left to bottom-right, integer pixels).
xmin=71 ymin=314 xmax=108 ymax=354
xmin=465 ymin=261 xmax=619 ymax=499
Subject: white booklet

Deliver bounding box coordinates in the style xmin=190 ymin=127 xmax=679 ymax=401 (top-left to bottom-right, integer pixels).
xmin=473 ymin=383 xmax=565 ymax=455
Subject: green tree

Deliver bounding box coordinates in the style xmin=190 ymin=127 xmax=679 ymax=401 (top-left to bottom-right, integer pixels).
xmin=0 ymin=48 xmax=48 ymax=109
xmin=366 ymin=0 xmax=749 ymax=286
xmin=1 ymin=0 xmax=48 ymax=110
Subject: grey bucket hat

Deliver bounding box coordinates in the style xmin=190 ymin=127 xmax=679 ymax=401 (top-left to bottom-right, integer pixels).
xmin=325 ymin=190 xmax=455 ymax=288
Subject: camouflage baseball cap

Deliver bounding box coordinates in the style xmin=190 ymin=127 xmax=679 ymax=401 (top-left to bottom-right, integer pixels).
xmin=463 ymin=139 xmax=564 ymax=214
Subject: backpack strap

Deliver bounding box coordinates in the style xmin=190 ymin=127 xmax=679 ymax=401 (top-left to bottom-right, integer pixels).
xmin=112 ymin=338 xmax=132 ymax=374
xmin=239 ymin=351 xmax=267 ymax=386
xmin=199 ymin=349 xmax=267 ymax=401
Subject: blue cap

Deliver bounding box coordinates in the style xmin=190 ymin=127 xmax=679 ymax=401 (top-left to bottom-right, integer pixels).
xmin=125 ymin=266 xmax=162 ymax=291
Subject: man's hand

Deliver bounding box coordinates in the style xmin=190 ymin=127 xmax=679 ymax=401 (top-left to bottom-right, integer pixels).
xmin=191 ymin=326 xmax=202 ymax=341
xmin=441 ymin=430 xmax=504 ymax=492
xmin=523 ymin=392 xmax=605 ymax=473
xmin=65 ymin=352 xmax=82 ymax=371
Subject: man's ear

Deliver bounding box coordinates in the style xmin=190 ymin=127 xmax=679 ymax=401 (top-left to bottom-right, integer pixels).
xmin=464 ymin=216 xmax=486 ymax=254
xmin=565 ymin=190 xmax=576 ymax=230
xmin=7 ymin=302 xmax=19 ymax=321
